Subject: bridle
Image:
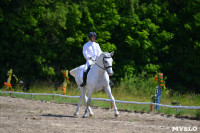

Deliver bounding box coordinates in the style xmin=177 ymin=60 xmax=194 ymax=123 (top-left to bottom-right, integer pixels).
xmin=93 ymin=56 xmax=112 ymax=71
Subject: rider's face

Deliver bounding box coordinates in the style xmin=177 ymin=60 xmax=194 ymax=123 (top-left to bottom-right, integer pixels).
xmin=90 ymin=36 xmax=96 ymax=42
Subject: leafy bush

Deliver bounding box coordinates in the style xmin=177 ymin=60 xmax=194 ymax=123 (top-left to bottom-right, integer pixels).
xmin=117 ymin=72 xmax=155 ymax=96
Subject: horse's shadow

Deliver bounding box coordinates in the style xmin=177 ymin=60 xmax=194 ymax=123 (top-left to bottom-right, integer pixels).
xmin=41 ymin=114 xmax=75 ymax=118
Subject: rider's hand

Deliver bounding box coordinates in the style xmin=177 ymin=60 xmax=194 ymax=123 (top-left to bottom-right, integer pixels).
xmin=89 ymin=57 xmax=96 ymax=62
xmin=89 ymin=57 xmax=94 ymax=61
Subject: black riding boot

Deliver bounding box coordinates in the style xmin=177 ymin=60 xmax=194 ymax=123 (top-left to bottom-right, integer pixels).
xmin=80 ymin=66 xmax=91 ymax=87
xmin=80 ymin=72 xmax=87 ymax=87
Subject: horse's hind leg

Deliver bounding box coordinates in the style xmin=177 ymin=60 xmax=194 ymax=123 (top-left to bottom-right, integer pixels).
xmin=105 ymin=86 xmax=119 ymax=117
xmin=74 ymin=87 xmax=86 ymax=117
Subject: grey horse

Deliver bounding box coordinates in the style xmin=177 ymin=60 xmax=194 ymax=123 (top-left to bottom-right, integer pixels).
xmin=70 ymin=51 xmax=119 ymax=118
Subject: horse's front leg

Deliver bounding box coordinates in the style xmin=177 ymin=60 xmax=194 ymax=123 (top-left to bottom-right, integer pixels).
xmin=83 ymin=89 xmax=93 ymax=118
xmin=74 ymin=87 xmax=86 ymax=117
xmin=83 ymin=95 xmax=93 ymax=117
xmin=105 ymin=86 xmax=119 ymax=117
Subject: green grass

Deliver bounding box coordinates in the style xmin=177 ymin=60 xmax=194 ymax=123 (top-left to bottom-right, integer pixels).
xmin=1 ymin=74 xmax=200 ymax=120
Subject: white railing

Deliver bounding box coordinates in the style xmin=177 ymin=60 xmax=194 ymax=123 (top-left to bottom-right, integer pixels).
xmin=0 ymin=91 xmax=200 ymax=110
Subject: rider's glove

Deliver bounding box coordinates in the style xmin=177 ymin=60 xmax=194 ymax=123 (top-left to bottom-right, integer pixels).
xmin=89 ymin=57 xmax=96 ymax=61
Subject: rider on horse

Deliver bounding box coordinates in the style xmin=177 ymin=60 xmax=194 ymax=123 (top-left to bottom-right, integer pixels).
xmin=80 ymin=32 xmax=102 ymax=87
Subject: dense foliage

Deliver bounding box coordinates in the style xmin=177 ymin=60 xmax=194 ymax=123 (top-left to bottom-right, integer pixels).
xmin=1 ymin=0 xmax=200 ymax=93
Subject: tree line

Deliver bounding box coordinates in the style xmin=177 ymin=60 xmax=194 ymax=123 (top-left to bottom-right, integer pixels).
xmin=0 ymin=0 xmax=200 ymax=93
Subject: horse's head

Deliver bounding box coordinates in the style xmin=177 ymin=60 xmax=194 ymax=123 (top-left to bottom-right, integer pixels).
xmin=101 ymin=51 xmax=114 ymax=76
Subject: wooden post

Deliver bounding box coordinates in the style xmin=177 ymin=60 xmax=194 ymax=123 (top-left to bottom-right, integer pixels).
xmin=111 ymin=102 xmax=113 ymax=109
xmin=53 ymin=95 xmax=55 ymax=101
xmin=31 ymin=94 xmax=32 ymax=99
xmin=10 ymin=93 xmax=12 ymax=97
xmin=150 ymin=104 xmax=154 ymax=112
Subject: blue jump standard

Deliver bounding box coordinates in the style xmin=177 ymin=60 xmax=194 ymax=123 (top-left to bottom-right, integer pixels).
xmin=155 ymin=86 xmax=161 ymax=110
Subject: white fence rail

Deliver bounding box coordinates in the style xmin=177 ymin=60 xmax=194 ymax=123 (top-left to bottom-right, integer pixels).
xmin=0 ymin=91 xmax=200 ymax=110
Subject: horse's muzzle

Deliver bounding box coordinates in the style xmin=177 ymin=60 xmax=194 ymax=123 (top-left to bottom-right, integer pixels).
xmin=108 ymin=73 xmax=113 ymax=76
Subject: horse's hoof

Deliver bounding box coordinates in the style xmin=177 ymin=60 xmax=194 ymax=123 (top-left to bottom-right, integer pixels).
xmin=74 ymin=113 xmax=79 ymax=118
xmin=89 ymin=113 xmax=94 ymax=117
xmin=83 ymin=114 xmax=88 ymax=118
xmin=115 ymin=113 xmax=120 ymax=117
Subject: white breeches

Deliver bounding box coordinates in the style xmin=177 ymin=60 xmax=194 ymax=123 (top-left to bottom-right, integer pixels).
xmin=80 ymin=60 xmax=93 ymax=82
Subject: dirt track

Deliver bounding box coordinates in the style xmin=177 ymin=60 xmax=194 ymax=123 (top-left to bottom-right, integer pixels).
xmin=0 ymin=96 xmax=199 ymax=133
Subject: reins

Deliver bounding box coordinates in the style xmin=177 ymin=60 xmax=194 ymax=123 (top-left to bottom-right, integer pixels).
xmin=91 ymin=56 xmax=112 ymax=71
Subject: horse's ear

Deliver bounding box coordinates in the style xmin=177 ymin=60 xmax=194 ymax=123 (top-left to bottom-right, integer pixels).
xmin=110 ymin=51 xmax=114 ymax=56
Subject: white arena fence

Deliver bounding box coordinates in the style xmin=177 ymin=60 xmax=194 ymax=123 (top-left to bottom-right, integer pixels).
xmin=0 ymin=91 xmax=200 ymax=110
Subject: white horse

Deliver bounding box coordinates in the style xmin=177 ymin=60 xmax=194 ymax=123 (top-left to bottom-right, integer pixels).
xmin=70 ymin=51 xmax=119 ymax=118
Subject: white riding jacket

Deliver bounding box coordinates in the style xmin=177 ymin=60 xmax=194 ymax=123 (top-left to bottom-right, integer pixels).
xmin=80 ymin=40 xmax=102 ymax=81
xmin=83 ymin=40 xmax=102 ymax=62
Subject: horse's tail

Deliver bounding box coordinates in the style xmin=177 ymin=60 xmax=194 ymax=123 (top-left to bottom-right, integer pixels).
xmin=70 ymin=67 xmax=77 ymax=77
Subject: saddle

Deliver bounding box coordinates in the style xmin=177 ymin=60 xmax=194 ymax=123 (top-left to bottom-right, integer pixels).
xmin=80 ymin=64 xmax=113 ymax=87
